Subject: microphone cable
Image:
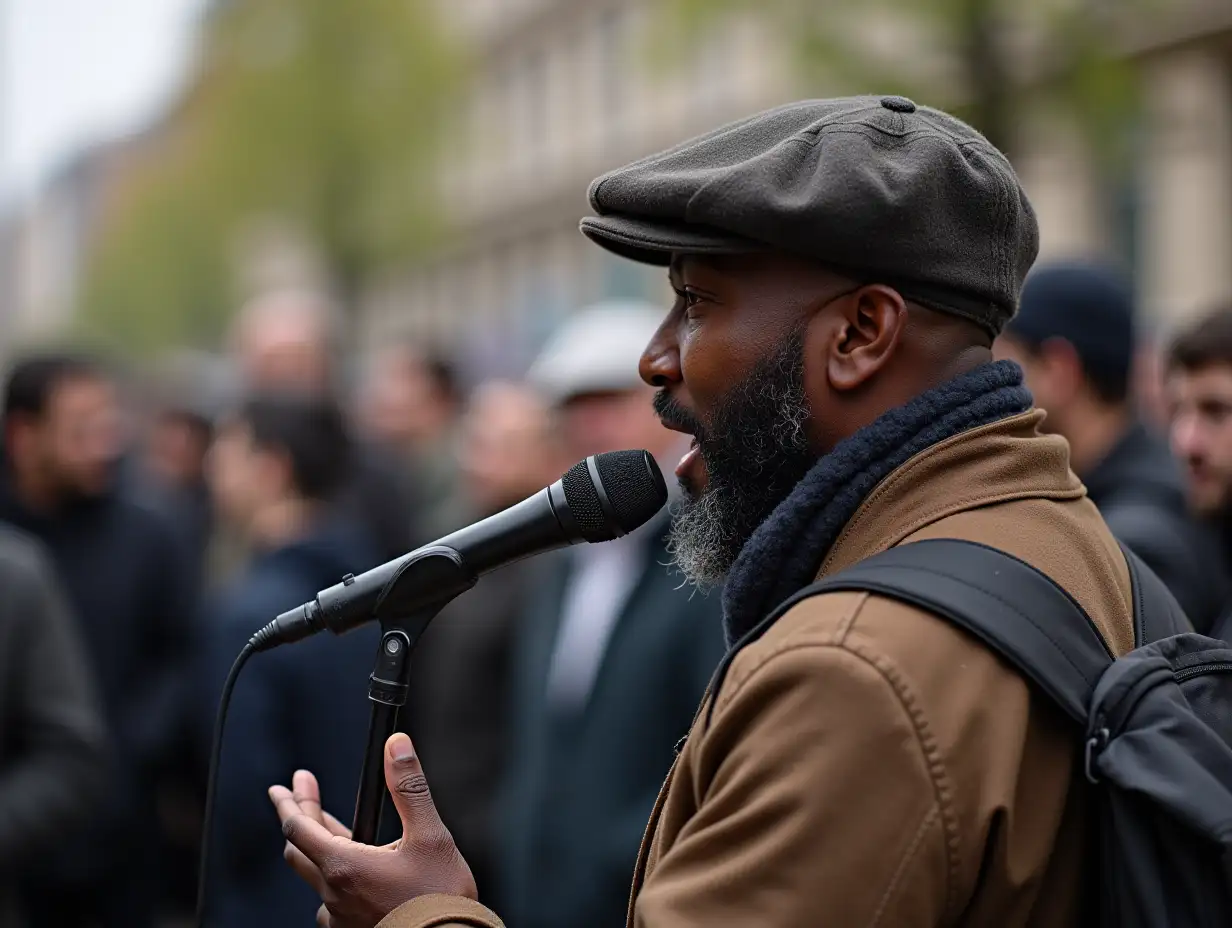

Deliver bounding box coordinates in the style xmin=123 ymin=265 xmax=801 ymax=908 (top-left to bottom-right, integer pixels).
xmin=194 ymin=638 xmax=258 ymax=928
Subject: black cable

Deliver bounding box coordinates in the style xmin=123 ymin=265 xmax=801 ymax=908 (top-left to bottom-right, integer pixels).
xmin=195 ymin=639 xmax=257 ymax=928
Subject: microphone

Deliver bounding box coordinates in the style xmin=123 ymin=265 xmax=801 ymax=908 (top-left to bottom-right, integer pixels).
xmin=250 ymin=449 xmax=667 ymax=651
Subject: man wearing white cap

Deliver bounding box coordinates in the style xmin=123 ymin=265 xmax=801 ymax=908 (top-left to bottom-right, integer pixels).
xmin=491 ymin=301 xmax=725 ymax=928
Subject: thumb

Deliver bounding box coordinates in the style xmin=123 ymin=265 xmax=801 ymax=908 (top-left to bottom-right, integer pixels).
xmin=384 ymin=733 xmax=450 ymax=849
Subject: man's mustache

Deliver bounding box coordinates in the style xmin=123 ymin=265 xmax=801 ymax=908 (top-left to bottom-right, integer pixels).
xmin=652 ymin=389 xmax=707 ymax=440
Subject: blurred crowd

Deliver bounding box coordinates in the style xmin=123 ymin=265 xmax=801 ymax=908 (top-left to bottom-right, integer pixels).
xmin=2 ymin=258 xmax=1232 ymax=928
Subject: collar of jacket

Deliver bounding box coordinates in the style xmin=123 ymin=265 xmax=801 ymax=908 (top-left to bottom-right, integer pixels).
xmin=720 ymin=360 xmax=1037 ymax=645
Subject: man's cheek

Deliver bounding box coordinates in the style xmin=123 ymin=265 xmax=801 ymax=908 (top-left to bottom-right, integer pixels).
xmin=679 ymin=339 xmax=740 ymax=416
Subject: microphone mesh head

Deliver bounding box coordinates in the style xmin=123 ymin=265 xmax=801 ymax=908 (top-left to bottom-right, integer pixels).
xmin=561 ymin=450 xmax=668 ymax=542
xmin=561 ymin=462 xmax=607 ymax=541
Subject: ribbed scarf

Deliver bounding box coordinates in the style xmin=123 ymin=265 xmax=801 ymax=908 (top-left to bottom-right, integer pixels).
xmin=721 ymin=360 xmax=1032 ymax=646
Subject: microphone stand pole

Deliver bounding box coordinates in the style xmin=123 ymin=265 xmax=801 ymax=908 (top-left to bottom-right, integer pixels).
xmin=351 ymin=548 xmax=477 ymax=845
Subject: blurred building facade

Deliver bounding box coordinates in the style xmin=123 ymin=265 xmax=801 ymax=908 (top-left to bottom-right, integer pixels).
xmin=365 ymin=0 xmax=1232 ymax=372
xmin=0 ymin=0 xmax=1228 ymax=360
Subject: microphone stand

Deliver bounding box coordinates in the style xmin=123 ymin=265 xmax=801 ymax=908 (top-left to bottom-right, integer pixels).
xmin=351 ymin=547 xmax=477 ymax=845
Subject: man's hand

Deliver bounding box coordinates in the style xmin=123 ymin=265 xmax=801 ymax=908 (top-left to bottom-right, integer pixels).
xmin=270 ymin=732 xmax=477 ymax=928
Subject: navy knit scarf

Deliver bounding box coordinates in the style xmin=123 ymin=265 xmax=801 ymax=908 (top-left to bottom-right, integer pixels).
xmin=720 ymin=360 xmax=1031 ymax=646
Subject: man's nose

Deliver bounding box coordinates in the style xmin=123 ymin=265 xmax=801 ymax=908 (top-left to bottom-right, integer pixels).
xmin=639 ymin=318 xmax=680 ymax=388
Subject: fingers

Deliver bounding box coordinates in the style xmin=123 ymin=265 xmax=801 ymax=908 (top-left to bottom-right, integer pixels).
xmin=270 ymin=785 xmax=338 ymax=866
xmin=322 ymin=809 xmax=353 ymax=839
xmin=274 ymin=772 xmax=351 ymax=837
xmin=317 ymin=904 xmax=332 ymax=927
xmin=284 ymin=841 xmax=326 ymax=896
xmin=382 ymin=734 xmax=451 ymax=852
xmin=293 ymin=769 xmax=324 ymax=824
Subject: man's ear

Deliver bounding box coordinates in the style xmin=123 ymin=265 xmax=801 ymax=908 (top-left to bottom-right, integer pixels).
xmin=825 ymin=285 xmax=908 ymax=393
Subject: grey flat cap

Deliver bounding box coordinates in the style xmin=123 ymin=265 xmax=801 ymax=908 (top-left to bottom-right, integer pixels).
xmin=581 ymin=96 xmax=1039 ymax=336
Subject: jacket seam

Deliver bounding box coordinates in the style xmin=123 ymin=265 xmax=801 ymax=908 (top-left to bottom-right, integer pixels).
xmin=710 ymin=636 xmax=960 ymax=917
xmin=834 ymin=591 xmax=869 ymax=643
xmin=870 ymin=805 xmax=941 ymax=928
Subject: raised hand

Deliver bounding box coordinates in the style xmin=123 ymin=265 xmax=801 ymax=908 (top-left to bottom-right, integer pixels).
xmin=270 ymin=733 xmax=477 ymax=928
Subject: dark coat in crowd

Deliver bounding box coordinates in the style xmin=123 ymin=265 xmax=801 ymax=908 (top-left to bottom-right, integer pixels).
xmin=201 ymin=517 xmax=379 ymax=928
xmin=0 ymin=473 xmax=193 ymax=928
xmin=497 ymin=519 xmax=725 ymax=928
xmin=0 ymin=527 xmax=108 ymax=928
xmin=408 ymin=562 xmax=525 ymax=902
xmin=1084 ymin=420 xmax=1229 ymax=633
xmin=345 ymin=442 xmax=421 ymax=562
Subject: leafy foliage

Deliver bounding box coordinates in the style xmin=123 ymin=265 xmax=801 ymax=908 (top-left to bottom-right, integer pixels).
xmin=667 ymin=0 xmax=1146 ymax=159
xmin=77 ymin=0 xmax=459 ymax=354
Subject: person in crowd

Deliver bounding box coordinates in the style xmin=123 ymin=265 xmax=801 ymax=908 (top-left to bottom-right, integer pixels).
xmin=0 ymin=353 xmax=192 ymax=928
xmin=458 ymin=301 xmax=724 ymax=928
xmin=0 ymin=527 xmax=109 ymax=928
xmin=272 ymin=97 xmax=1153 ymax=928
xmin=995 ymin=261 xmax=1227 ymax=632
xmin=408 ymin=381 xmax=565 ymax=903
xmin=142 ymin=397 xmax=217 ymax=591
xmin=134 ymin=361 xmax=231 ymax=920
xmin=359 ymin=343 xmax=468 ymax=541
xmin=1133 ymin=319 xmax=1172 ymax=433
xmin=231 ymin=288 xmax=418 ymax=562
xmin=201 ymin=392 xmax=379 ymax=928
xmin=1166 ymin=305 xmax=1232 ymax=639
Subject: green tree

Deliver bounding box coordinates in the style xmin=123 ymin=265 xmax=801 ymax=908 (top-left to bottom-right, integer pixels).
xmin=669 ymin=0 xmax=1144 ymax=159
xmin=78 ymin=0 xmax=459 ymax=353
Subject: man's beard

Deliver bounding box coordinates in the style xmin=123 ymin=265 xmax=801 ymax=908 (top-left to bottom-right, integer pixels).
xmin=654 ymin=328 xmax=817 ymax=589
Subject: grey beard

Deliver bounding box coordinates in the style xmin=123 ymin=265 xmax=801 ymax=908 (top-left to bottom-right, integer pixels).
xmin=666 ymin=483 xmax=739 ymax=589
xmin=666 ymin=336 xmax=813 ymax=590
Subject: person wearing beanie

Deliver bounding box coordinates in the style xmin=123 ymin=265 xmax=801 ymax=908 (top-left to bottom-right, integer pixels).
xmin=274 ymin=98 xmax=1146 ymax=927
xmin=996 ymin=260 xmax=1227 ymax=633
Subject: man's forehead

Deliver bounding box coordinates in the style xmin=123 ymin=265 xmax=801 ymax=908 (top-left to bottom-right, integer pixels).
xmin=1171 ymin=364 xmax=1232 ymax=391
xmin=669 ymin=254 xmax=723 ymax=278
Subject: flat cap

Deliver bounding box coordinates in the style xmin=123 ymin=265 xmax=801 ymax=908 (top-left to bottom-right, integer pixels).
xmin=581 ymin=96 xmax=1039 ymax=336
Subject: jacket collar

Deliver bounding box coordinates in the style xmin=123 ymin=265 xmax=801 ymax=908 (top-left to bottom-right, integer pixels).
xmin=720 ymin=360 xmax=1033 ymax=644
xmin=819 ymin=409 xmax=1084 ymax=577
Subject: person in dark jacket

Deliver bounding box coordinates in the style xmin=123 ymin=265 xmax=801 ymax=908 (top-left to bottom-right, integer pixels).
xmin=0 ymin=527 xmax=109 ymax=928
xmin=1166 ymin=306 xmax=1232 ymax=640
xmin=996 ymin=261 xmax=1227 ymax=632
xmin=232 ymin=288 xmax=420 ymax=561
xmin=0 ymin=354 xmax=193 ymax=928
xmin=489 ymin=303 xmax=726 ymax=928
xmin=407 ymin=381 xmax=565 ymax=903
xmin=201 ymin=392 xmax=379 ymax=928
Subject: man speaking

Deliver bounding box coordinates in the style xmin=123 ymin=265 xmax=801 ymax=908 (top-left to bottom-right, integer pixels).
xmin=270 ymin=97 xmax=1137 ymax=927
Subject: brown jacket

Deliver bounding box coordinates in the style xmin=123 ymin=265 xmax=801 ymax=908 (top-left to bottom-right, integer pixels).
xmin=381 ymin=411 xmax=1135 ymax=928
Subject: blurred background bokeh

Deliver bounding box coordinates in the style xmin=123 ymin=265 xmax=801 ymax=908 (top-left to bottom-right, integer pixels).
xmin=1 ymin=2 xmax=1231 ymax=927
xmin=0 ymin=0 xmax=1228 ymax=372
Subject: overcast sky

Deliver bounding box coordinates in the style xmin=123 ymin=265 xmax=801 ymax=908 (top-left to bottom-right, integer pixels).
xmin=1 ymin=0 xmax=204 ymax=201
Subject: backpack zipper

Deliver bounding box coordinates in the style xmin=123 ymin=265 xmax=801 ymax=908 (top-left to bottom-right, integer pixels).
xmin=1175 ymin=662 xmax=1232 ymax=682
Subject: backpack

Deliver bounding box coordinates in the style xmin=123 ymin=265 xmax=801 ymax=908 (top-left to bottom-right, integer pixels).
xmin=722 ymin=538 xmax=1232 ymax=927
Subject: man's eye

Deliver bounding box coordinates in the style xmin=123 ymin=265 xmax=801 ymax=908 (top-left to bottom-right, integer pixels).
xmin=1198 ymin=401 xmax=1232 ymax=423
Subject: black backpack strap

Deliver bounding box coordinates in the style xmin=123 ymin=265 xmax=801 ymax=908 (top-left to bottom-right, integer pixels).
xmin=1118 ymin=541 xmax=1194 ymax=645
xmin=708 ymin=539 xmax=1115 ymax=728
